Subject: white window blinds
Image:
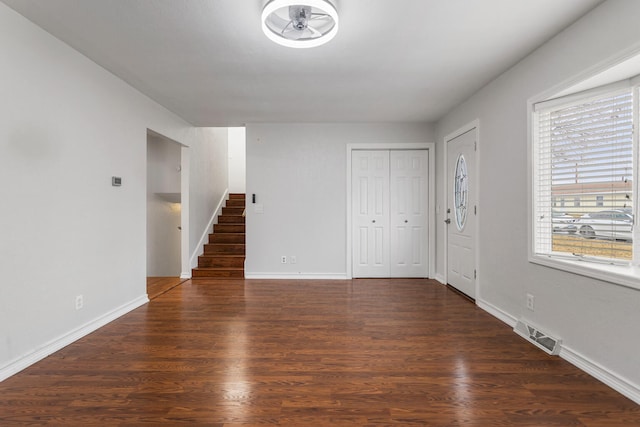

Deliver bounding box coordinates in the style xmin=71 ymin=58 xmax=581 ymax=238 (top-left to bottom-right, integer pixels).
xmin=533 ymin=88 xmax=634 ymax=262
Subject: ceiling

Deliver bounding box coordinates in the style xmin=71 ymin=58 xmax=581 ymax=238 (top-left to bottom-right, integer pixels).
xmin=2 ymin=0 xmax=604 ymax=126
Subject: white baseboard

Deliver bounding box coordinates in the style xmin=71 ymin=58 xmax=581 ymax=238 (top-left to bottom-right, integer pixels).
xmin=477 ymin=298 xmax=640 ymax=405
xmin=180 ymin=271 xmax=192 ymax=279
xmin=477 ymin=298 xmax=517 ymax=328
xmin=0 ymin=295 xmax=149 ymax=382
xmin=244 ymin=272 xmax=348 ymax=280
xmin=560 ymin=345 xmax=640 ymax=405
xmin=434 ymin=274 xmax=446 ymax=284
xmin=189 ymin=190 xmax=229 ymax=269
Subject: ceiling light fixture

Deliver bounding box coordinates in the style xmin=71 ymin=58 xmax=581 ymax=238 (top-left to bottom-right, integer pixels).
xmin=261 ymin=0 xmax=339 ymax=49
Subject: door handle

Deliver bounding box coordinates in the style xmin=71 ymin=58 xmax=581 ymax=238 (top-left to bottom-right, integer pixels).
xmin=372 ymin=220 xmax=376 ymax=223
xmin=444 ymin=218 xmax=451 ymax=224
xmin=404 ymin=220 xmax=408 ymax=223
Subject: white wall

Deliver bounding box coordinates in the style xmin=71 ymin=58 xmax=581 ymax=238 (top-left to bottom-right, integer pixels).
xmin=186 ymin=127 xmax=229 ymax=273
xmin=147 ymin=134 xmax=182 ymax=276
xmin=228 ymin=127 xmax=246 ymax=193
xmin=245 ymin=123 xmax=434 ymax=278
xmin=434 ymin=0 xmax=640 ymax=400
xmin=0 ymin=4 xmax=227 ymax=379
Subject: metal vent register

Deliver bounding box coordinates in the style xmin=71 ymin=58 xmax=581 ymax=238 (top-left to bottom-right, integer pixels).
xmin=514 ymin=320 xmax=562 ymax=355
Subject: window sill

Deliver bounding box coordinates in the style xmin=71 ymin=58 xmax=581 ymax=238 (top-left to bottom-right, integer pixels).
xmin=530 ymin=254 xmax=640 ymax=291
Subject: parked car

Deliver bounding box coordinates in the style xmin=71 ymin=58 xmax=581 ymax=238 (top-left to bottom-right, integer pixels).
xmin=552 ymin=211 xmax=577 ymax=234
xmin=575 ymin=209 xmax=633 ymax=241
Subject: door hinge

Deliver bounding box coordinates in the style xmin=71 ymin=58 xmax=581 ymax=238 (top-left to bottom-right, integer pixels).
xmin=474 ymin=141 xmax=477 ymax=151
xmin=474 ymin=269 xmax=477 ymax=279
xmin=474 ymin=205 xmax=477 ymax=215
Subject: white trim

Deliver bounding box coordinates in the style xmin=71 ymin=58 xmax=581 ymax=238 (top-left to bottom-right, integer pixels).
xmin=476 ymin=297 xmax=640 ymax=405
xmin=560 ymin=345 xmax=640 ymax=405
xmin=188 ymin=189 xmax=229 ymax=271
xmin=534 ymin=79 xmax=632 ymax=111
xmin=530 ymin=255 xmax=640 ymax=291
xmin=527 ymin=45 xmax=640 ymax=267
xmin=180 ymin=145 xmax=191 ymax=278
xmin=434 ymin=273 xmax=446 ymax=285
xmin=0 ymin=295 xmax=149 ymax=382
xmin=477 ymin=298 xmax=517 ymax=327
xmin=346 ymin=142 xmax=436 ymax=280
xmin=244 ymin=273 xmax=348 ymax=280
xmin=527 ymin=66 xmax=640 ymax=288
xmin=530 ymin=43 xmax=640 ymax=108
xmin=443 ymin=120 xmax=480 ymax=299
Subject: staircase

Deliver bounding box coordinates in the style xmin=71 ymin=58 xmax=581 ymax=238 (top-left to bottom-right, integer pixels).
xmin=192 ymin=193 xmax=245 ymax=279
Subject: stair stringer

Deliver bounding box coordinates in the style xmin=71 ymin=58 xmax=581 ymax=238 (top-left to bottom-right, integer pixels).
xmin=187 ymin=190 xmax=229 ymax=274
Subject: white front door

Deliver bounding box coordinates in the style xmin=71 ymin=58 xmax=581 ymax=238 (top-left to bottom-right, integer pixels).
xmin=446 ymin=129 xmax=476 ymax=298
xmin=389 ymin=150 xmax=429 ymax=277
xmin=352 ymin=150 xmax=390 ymax=277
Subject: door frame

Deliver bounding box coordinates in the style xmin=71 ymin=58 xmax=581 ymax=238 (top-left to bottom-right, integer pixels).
xmin=146 ymin=129 xmax=190 ymax=279
xmin=346 ymin=142 xmax=436 ymax=279
xmin=443 ymin=120 xmax=480 ymax=298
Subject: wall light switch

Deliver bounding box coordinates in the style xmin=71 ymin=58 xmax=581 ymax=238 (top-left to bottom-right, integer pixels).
xmin=112 ymin=176 xmax=122 ymax=186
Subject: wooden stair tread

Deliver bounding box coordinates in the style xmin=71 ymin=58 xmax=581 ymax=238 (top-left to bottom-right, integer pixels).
xmin=217 ymin=216 xmax=245 ymax=224
xmin=209 ymin=235 xmax=245 ymax=242
xmin=199 ymin=253 xmax=245 ymax=256
xmin=204 ymin=244 xmax=245 ymax=251
xmin=192 ymin=267 xmax=244 ymax=278
xmin=193 ymin=194 xmax=246 ymax=279
xmin=221 ymin=207 xmax=244 ymax=214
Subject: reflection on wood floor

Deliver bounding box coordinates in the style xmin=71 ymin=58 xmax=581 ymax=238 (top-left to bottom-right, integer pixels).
xmin=147 ymin=276 xmax=187 ymax=300
xmin=1 ymin=278 xmax=637 ymax=425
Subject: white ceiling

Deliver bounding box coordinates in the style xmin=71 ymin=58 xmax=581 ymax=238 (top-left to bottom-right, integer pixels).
xmin=2 ymin=0 xmax=604 ymax=126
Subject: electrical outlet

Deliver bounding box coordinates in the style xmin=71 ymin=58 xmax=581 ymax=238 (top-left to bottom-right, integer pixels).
xmin=281 ymin=256 xmax=287 ymax=264
xmin=290 ymin=256 xmax=297 ymax=264
xmin=526 ymin=293 xmax=535 ymax=311
xmin=75 ymin=295 xmax=84 ymax=310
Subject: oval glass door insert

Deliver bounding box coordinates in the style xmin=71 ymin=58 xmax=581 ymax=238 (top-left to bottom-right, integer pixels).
xmin=454 ymin=154 xmax=468 ymax=230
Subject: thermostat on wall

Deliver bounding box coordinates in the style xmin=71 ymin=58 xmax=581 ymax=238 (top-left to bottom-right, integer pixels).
xmin=112 ymin=176 xmax=122 ymax=186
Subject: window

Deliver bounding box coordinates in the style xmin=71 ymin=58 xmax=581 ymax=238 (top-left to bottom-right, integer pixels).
xmin=533 ymin=85 xmax=635 ymax=266
xmin=454 ymin=154 xmax=468 ymax=230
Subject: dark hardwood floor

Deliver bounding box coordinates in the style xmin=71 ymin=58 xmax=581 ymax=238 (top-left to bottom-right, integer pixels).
xmin=147 ymin=276 xmax=187 ymax=300
xmin=1 ymin=279 xmax=638 ymax=425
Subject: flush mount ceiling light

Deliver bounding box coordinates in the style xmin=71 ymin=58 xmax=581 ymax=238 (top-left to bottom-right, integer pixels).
xmin=261 ymin=0 xmax=339 ymax=48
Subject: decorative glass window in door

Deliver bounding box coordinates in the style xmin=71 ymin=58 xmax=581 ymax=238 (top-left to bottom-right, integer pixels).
xmin=454 ymin=154 xmax=468 ymax=230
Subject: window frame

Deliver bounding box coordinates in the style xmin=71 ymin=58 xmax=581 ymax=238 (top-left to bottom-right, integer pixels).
xmin=528 ymin=81 xmax=640 ymax=291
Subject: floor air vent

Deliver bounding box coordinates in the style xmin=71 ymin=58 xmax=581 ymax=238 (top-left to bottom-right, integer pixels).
xmin=514 ymin=320 xmax=561 ymax=355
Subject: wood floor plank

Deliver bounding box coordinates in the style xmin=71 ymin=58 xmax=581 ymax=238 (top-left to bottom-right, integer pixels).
xmin=147 ymin=276 xmax=187 ymax=300
xmin=0 ymin=278 xmax=637 ymax=426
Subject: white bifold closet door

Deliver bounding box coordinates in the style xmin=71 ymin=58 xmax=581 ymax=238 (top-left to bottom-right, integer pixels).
xmin=352 ymin=150 xmax=429 ymax=278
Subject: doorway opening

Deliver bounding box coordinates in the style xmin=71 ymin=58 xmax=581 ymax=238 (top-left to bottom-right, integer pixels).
xmin=146 ymin=130 xmax=186 ymax=297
